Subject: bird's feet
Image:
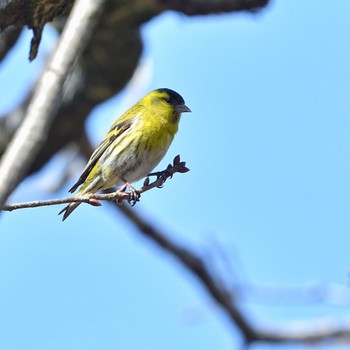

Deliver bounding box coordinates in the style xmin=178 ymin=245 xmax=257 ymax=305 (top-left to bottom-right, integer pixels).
xmin=119 ymin=182 xmax=140 ymax=206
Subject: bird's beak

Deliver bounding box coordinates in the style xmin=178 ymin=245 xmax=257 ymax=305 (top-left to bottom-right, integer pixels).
xmin=176 ymin=104 xmax=191 ymax=114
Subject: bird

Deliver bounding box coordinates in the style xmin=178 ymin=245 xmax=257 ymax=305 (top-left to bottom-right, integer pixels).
xmin=59 ymin=88 xmax=191 ymax=221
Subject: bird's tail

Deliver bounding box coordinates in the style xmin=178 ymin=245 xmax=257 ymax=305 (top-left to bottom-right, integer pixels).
xmin=58 ymin=202 xmax=81 ymax=221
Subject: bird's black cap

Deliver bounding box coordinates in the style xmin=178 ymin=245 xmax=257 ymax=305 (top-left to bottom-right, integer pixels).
xmin=157 ymin=88 xmax=185 ymax=106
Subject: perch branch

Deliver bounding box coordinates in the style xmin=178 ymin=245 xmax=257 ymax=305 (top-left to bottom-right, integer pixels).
xmin=1 ymin=155 xmax=189 ymax=212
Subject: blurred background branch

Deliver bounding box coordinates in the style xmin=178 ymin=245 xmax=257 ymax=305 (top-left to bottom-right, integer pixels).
xmin=0 ymin=0 xmax=106 ymax=208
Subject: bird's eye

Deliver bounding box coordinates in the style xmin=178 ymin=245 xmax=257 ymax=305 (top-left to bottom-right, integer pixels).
xmin=165 ymin=98 xmax=171 ymax=103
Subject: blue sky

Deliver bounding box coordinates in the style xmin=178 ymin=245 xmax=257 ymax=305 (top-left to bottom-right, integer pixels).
xmin=1 ymin=1 xmax=350 ymax=349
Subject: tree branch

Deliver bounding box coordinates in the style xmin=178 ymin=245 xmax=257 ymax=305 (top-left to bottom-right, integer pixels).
xmin=1 ymin=155 xmax=189 ymax=212
xmin=116 ymin=196 xmax=350 ymax=346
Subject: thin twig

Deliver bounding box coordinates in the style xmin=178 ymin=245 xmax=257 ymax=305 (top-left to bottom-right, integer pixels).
xmin=1 ymin=156 xmax=189 ymax=212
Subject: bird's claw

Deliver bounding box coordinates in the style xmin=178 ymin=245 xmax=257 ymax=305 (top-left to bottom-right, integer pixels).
xmin=128 ymin=188 xmax=140 ymax=206
xmin=120 ymin=182 xmax=140 ymax=206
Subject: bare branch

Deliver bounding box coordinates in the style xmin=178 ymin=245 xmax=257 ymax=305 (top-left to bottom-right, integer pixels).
xmin=1 ymin=155 xmax=189 ymax=212
xmin=0 ymin=0 xmax=106 ymax=210
xmin=116 ymin=200 xmax=350 ymax=346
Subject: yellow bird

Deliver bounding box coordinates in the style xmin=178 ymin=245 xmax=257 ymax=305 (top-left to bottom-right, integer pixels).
xmin=59 ymin=88 xmax=191 ymax=220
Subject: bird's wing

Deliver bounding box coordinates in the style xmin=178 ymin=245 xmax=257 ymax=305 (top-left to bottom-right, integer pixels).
xmin=68 ymin=118 xmax=135 ymax=193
